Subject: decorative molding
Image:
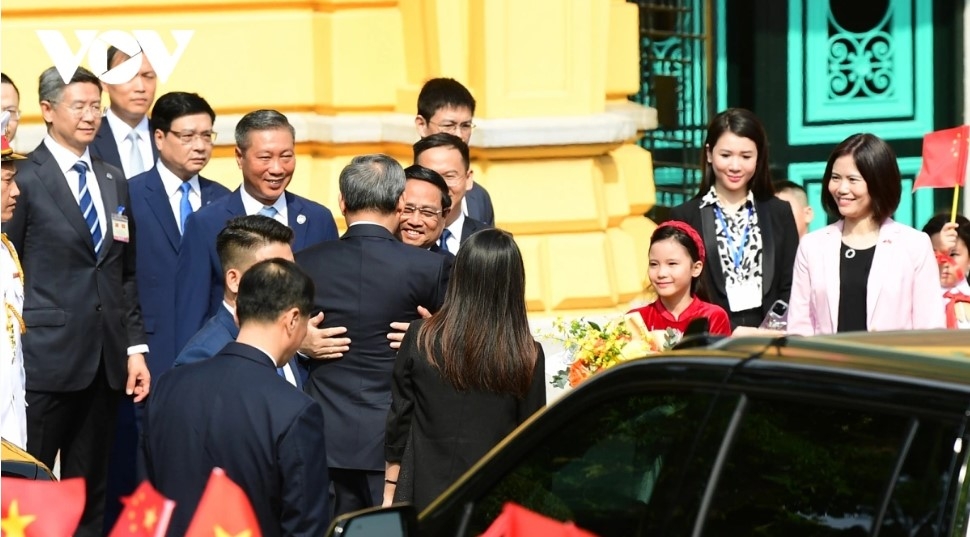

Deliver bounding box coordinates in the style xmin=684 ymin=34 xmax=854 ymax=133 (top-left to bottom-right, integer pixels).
xmin=12 ymin=107 xmax=654 ymax=154
xmin=788 ymin=0 xmax=934 ymax=144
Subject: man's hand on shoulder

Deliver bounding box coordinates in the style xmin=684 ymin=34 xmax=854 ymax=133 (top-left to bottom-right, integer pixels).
xmin=300 ymin=312 xmax=351 ymax=359
xmin=387 ymin=306 xmax=432 ymax=350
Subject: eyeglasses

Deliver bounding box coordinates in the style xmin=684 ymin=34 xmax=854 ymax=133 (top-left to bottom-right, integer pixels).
xmin=167 ymin=130 xmax=218 ymax=144
xmin=401 ymin=204 xmax=444 ymax=219
xmin=429 ymin=120 xmax=475 ymax=135
xmin=51 ymin=101 xmax=104 ymax=118
xmin=2 ymin=107 xmax=20 ymax=120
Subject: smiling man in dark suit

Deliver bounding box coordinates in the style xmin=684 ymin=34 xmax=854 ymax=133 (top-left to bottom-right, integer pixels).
xmin=3 ymin=66 xmax=150 ymax=536
xmin=296 ymin=154 xmax=450 ymax=517
xmin=145 ymin=258 xmax=330 ymax=535
xmin=174 ymin=109 xmax=339 ymax=352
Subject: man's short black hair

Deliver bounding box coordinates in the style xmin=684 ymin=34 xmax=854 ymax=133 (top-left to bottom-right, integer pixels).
xmin=236 ymin=258 xmax=315 ymax=325
xmin=216 ymin=215 xmax=294 ymax=275
xmin=413 ymin=133 xmax=470 ymax=171
xmin=404 ymin=164 xmax=451 ymax=211
xmin=150 ymin=92 xmax=216 ymax=135
xmin=417 ymin=78 xmax=476 ymax=120
xmin=1 ymin=73 xmax=18 ymax=97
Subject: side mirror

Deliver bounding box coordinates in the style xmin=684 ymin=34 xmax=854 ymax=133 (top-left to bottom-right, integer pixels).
xmin=328 ymin=504 xmax=418 ymax=537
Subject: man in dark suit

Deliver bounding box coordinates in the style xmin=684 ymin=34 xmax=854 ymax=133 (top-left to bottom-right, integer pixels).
xmin=296 ymin=154 xmax=450 ymax=517
xmin=129 ymin=92 xmax=230 ymax=382
xmin=397 ymin=164 xmax=453 ymax=255
xmin=106 ymin=91 xmax=231 ymax=533
xmin=144 ymin=258 xmax=330 ymax=535
xmin=89 ymin=47 xmax=159 ymax=178
xmin=414 ymin=133 xmax=488 ymax=254
xmin=415 ymin=78 xmax=495 ymax=226
xmin=174 ymin=109 xmax=339 ymax=352
xmin=3 ymin=66 xmax=150 ymax=536
xmin=174 ymin=215 xmax=304 ymax=387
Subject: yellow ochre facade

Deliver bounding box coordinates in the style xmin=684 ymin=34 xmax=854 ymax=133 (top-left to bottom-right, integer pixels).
xmin=1 ymin=0 xmax=659 ymax=316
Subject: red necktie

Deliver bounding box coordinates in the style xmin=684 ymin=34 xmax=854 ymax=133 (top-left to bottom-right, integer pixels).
xmin=943 ymin=290 xmax=970 ymax=329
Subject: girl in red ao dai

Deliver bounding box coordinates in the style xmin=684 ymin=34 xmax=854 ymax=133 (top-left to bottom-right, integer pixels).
xmin=629 ymin=221 xmax=732 ymax=336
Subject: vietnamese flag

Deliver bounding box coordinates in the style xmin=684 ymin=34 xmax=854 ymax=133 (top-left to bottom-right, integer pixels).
xmin=480 ymin=502 xmax=599 ymax=537
xmin=108 ymin=481 xmax=175 ymax=537
xmin=913 ymin=125 xmax=969 ymax=191
xmin=1 ymin=477 xmax=85 ymax=536
xmin=185 ymin=468 xmax=262 ymax=537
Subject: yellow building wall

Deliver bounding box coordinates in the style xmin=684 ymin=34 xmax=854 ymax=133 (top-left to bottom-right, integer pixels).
xmin=1 ymin=0 xmax=656 ymax=318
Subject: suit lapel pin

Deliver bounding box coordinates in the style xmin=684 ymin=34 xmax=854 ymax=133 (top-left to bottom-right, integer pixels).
xmin=106 ymin=172 xmax=113 ymax=179
xmin=297 ymin=214 xmax=306 ymax=224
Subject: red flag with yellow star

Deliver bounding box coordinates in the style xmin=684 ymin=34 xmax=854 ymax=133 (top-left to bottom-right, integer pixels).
xmin=185 ymin=468 xmax=262 ymax=537
xmin=1 ymin=477 xmax=84 ymax=536
xmin=108 ymin=481 xmax=175 ymax=537
xmin=914 ymin=125 xmax=969 ymax=190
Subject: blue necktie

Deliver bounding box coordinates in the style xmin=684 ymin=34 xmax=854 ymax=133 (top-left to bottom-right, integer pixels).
xmin=259 ymin=206 xmax=278 ymax=220
xmin=178 ymin=182 xmax=192 ymax=234
xmin=439 ymin=228 xmax=453 ymax=253
xmin=73 ymin=161 xmax=103 ymax=254
xmin=277 ymin=367 xmax=286 ymax=379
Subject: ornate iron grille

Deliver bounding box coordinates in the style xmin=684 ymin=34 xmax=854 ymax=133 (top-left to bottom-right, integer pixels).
xmin=629 ymin=0 xmax=715 ymax=213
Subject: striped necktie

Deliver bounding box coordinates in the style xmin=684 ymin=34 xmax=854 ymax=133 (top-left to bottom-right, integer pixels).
xmin=73 ymin=161 xmax=103 ymax=255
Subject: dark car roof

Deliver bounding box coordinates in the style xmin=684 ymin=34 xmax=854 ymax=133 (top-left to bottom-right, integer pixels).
xmin=635 ymin=330 xmax=970 ymax=391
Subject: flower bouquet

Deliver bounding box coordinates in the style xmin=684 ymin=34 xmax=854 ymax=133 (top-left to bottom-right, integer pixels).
xmin=545 ymin=313 xmax=680 ymax=389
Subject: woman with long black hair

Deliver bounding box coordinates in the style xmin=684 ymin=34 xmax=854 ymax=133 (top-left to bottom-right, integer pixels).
xmin=383 ymin=228 xmax=545 ymax=510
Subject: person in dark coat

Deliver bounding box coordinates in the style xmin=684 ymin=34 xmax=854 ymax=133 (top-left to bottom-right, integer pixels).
xmin=384 ymin=228 xmax=546 ymax=510
xmin=144 ymin=258 xmax=330 ymax=536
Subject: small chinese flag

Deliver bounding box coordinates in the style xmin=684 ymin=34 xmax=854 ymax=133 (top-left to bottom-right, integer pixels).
xmin=913 ymin=125 xmax=970 ymax=191
xmin=108 ymin=481 xmax=176 ymax=537
xmin=480 ymin=502 xmax=599 ymax=537
xmin=1 ymin=477 xmax=85 ymax=536
xmin=185 ymin=468 xmax=262 ymax=537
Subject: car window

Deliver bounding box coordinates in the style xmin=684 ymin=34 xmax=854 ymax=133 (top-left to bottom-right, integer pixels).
xmin=452 ymin=391 xmax=738 ymax=536
xmin=699 ymin=397 xmax=962 ymax=536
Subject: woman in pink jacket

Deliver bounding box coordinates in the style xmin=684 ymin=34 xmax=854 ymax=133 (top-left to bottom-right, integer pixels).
xmin=788 ymin=133 xmax=945 ymax=335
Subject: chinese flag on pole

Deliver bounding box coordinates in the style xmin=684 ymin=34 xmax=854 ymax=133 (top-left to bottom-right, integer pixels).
xmin=185 ymin=468 xmax=262 ymax=537
xmin=1 ymin=477 xmax=85 ymax=536
xmin=913 ymin=125 xmax=969 ymax=191
xmin=480 ymin=502 xmax=599 ymax=537
xmin=108 ymin=481 xmax=176 ymax=537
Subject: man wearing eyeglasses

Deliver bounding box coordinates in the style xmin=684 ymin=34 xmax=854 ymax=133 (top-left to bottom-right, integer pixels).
xmin=414 ymin=133 xmax=488 ymax=254
xmin=398 ymin=164 xmax=453 ymax=254
xmin=415 ymin=78 xmax=495 ymax=227
xmin=127 ymin=92 xmax=230 ymax=389
xmin=1 ymin=73 xmax=21 ymax=141
xmin=90 ymin=47 xmax=159 ymax=180
xmin=1 ymin=66 xmax=150 ymax=536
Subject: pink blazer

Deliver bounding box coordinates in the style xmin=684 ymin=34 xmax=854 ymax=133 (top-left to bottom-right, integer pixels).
xmin=788 ymin=219 xmax=945 ymax=335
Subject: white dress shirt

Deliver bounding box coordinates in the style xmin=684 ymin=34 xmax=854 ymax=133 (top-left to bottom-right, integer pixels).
xmin=44 ymin=136 xmax=109 ymax=241
xmin=156 ymin=161 xmax=201 ymax=234
xmin=239 ymin=187 xmax=288 ymax=226
xmin=442 ymin=211 xmax=466 ymax=253
xmin=105 ymin=110 xmax=152 ymax=179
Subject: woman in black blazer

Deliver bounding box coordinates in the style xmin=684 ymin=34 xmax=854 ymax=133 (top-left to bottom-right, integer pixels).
xmin=383 ymin=228 xmax=545 ymax=510
xmin=669 ymin=108 xmax=799 ymax=328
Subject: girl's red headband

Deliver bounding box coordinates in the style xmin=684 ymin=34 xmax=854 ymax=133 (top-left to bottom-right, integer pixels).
xmin=657 ymin=220 xmax=706 ymax=261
